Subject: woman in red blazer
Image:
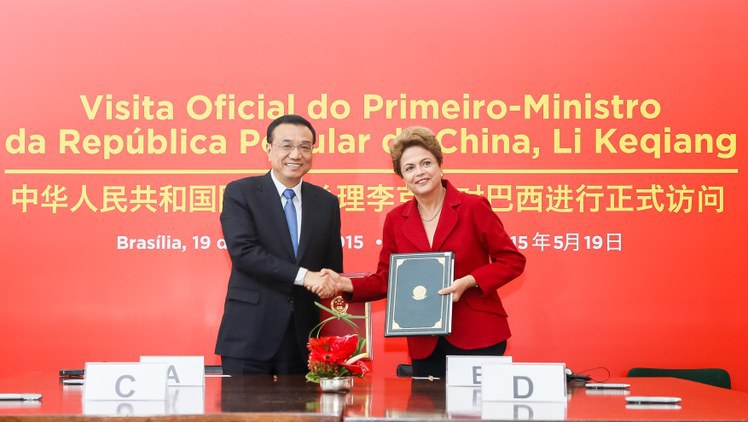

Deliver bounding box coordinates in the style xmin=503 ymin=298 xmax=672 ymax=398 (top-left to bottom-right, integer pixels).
xmin=332 ymin=126 xmax=526 ymax=377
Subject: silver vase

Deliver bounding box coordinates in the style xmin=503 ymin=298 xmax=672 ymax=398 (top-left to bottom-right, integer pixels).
xmin=319 ymin=376 xmax=354 ymax=393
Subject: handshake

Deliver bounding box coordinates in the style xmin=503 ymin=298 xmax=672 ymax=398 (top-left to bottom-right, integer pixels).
xmin=302 ymin=269 xmax=352 ymax=299
xmin=302 ymin=269 xmax=478 ymax=301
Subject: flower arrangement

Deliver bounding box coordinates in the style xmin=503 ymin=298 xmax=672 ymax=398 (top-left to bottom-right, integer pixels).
xmin=306 ymin=301 xmax=370 ymax=384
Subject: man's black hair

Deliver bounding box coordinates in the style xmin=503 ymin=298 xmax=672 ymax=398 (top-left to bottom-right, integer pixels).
xmin=266 ymin=114 xmax=317 ymax=145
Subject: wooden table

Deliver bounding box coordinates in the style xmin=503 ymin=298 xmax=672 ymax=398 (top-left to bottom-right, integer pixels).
xmin=344 ymin=376 xmax=748 ymax=421
xmin=0 ymin=371 xmax=339 ymax=421
xmin=2 ymin=371 xmax=747 ymax=421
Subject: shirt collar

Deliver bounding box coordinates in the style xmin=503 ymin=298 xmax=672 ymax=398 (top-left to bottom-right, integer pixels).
xmin=269 ymin=171 xmax=302 ymax=201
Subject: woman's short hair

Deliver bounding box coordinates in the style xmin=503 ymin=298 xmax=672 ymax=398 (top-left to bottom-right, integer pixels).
xmin=390 ymin=126 xmax=444 ymax=177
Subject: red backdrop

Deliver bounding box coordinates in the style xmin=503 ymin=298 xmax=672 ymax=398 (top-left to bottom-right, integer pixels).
xmin=2 ymin=0 xmax=747 ymax=391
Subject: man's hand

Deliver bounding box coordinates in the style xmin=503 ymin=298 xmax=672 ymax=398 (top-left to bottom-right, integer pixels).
xmin=303 ymin=271 xmax=338 ymax=299
xmin=438 ymin=275 xmax=478 ymax=302
xmin=320 ymin=268 xmax=353 ymax=293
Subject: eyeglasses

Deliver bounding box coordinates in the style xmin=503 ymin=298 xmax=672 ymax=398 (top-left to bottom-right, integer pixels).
xmin=274 ymin=142 xmax=314 ymax=155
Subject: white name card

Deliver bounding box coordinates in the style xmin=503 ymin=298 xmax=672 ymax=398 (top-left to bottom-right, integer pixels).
xmin=482 ymin=401 xmax=567 ymax=420
xmin=83 ymin=400 xmax=168 ymax=416
xmin=446 ymin=386 xmax=482 ymax=417
xmin=140 ymin=355 xmax=205 ymax=386
xmin=446 ymin=355 xmax=512 ymax=386
xmin=83 ymin=362 xmax=168 ymax=401
xmin=482 ymin=363 xmax=567 ymax=402
xmin=167 ymin=386 xmax=205 ymax=415
xmin=82 ymin=388 xmax=205 ymax=415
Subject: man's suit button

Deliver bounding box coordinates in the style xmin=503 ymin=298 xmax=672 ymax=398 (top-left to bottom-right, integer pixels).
xmin=288 ymin=299 xmax=294 ymax=305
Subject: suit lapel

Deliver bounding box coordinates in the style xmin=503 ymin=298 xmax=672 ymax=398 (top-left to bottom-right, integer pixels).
xmin=431 ymin=183 xmax=460 ymax=251
xmin=401 ymin=200 xmax=432 ymax=251
xmin=297 ymin=182 xmax=317 ymax=262
xmin=258 ymin=172 xmax=296 ymax=260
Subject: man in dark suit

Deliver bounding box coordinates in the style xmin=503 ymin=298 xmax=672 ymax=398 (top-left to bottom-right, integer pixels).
xmin=215 ymin=114 xmax=342 ymax=375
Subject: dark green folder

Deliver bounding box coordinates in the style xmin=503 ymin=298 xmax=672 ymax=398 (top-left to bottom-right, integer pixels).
xmin=385 ymin=252 xmax=454 ymax=337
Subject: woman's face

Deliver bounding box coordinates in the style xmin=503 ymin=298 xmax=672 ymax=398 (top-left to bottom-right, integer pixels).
xmin=399 ymin=146 xmax=442 ymax=197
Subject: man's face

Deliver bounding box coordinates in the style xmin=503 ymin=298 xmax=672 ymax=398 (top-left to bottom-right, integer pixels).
xmin=266 ymin=123 xmax=314 ymax=187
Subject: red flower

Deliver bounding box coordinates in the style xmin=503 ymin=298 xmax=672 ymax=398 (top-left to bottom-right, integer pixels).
xmin=306 ymin=334 xmax=369 ymax=382
xmin=306 ymin=302 xmax=371 ymax=383
xmin=308 ymin=335 xmax=358 ymax=364
xmin=343 ymin=359 xmax=369 ymax=376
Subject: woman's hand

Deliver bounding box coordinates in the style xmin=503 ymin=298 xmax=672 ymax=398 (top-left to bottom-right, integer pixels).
xmin=438 ymin=275 xmax=478 ymax=302
xmin=320 ymin=268 xmax=353 ymax=293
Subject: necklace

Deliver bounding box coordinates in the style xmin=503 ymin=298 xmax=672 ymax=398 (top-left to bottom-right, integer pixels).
xmin=417 ymin=187 xmax=446 ymax=222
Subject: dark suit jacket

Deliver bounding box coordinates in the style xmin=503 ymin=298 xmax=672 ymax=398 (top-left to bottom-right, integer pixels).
xmin=350 ymin=180 xmax=525 ymax=359
xmin=215 ymin=171 xmax=343 ymax=361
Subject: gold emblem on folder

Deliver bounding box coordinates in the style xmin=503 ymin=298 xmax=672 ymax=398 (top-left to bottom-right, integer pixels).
xmin=412 ymin=285 xmax=428 ymax=301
